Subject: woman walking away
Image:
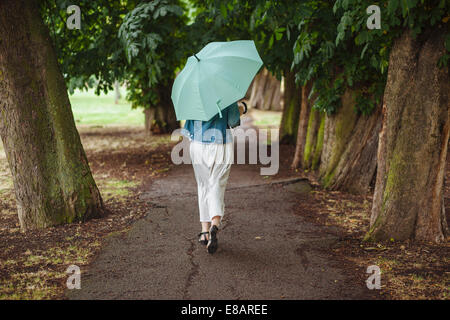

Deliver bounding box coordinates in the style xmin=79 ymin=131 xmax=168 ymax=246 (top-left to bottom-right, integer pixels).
xmin=171 ymin=41 xmax=261 ymax=254
xmin=182 ymin=101 xmax=247 ymax=254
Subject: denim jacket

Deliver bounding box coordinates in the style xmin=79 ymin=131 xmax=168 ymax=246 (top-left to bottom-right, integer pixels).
xmin=181 ymin=102 xmax=241 ymax=144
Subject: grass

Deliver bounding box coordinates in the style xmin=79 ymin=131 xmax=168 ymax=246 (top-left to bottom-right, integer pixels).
xmin=0 ymin=175 xmax=13 ymax=194
xmin=0 ymin=240 xmax=101 ymax=300
xmin=0 ymin=175 xmax=140 ymax=300
xmin=249 ymin=109 xmax=282 ymax=128
xmin=69 ymin=88 xmax=144 ymax=127
xmin=99 ymin=179 xmax=140 ymax=201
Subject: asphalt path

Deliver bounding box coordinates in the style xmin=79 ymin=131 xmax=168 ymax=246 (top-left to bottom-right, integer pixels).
xmin=67 ymin=160 xmax=374 ymax=300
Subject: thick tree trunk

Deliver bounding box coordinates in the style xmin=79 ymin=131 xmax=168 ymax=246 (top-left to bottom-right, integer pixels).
xmin=144 ymin=109 xmax=153 ymax=133
xmin=261 ymin=74 xmax=280 ymax=111
xmin=367 ymin=28 xmax=449 ymax=243
xmin=0 ymin=0 xmax=104 ymax=230
xmin=144 ymin=85 xmax=179 ymax=135
xmin=271 ymin=76 xmax=282 ymax=111
xmin=279 ymin=71 xmax=301 ymax=144
xmin=318 ymin=90 xmax=381 ymax=194
xmin=248 ymin=68 xmax=282 ymax=111
xmin=292 ymin=82 xmax=312 ymax=169
xmin=303 ymin=108 xmax=325 ymax=170
xmin=249 ymin=69 xmax=266 ymax=108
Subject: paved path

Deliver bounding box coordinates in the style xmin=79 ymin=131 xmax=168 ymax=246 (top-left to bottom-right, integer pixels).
xmin=67 ymin=157 xmax=374 ymax=299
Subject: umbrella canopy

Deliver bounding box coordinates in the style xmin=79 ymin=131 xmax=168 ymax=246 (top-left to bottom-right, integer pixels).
xmin=171 ymin=40 xmax=263 ymax=121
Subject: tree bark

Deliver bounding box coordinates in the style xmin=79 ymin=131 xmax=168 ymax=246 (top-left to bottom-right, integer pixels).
xmin=0 ymin=0 xmax=104 ymax=230
xmin=318 ymin=89 xmax=381 ymax=194
xmin=303 ymin=108 xmax=325 ymax=170
xmin=144 ymin=84 xmax=179 ymax=135
xmin=279 ymin=70 xmax=301 ymax=144
xmin=261 ymin=74 xmax=281 ymax=111
xmin=261 ymin=80 xmax=276 ymax=110
xmin=367 ymin=28 xmax=449 ymax=243
xmin=114 ymin=80 xmax=121 ymax=104
xmin=292 ymin=82 xmax=312 ymax=169
xmin=144 ymin=108 xmax=153 ymax=133
xmin=271 ymin=79 xmax=283 ymax=111
xmin=249 ymin=68 xmax=282 ymax=111
xmin=249 ymin=69 xmax=265 ymax=108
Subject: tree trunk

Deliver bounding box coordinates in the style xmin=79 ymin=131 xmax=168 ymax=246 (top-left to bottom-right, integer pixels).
xmin=261 ymin=79 xmax=276 ymax=110
xmin=367 ymin=28 xmax=449 ymax=243
xmin=271 ymin=79 xmax=283 ymax=112
xmin=249 ymin=69 xmax=269 ymax=109
xmin=0 ymin=0 xmax=104 ymax=231
xmin=303 ymin=108 xmax=325 ymax=170
xmin=279 ymin=70 xmax=301 ymax=144
xmin=318 ymin=89 xmax=381 ymax=194
xmin=261 ymin=73 xmax=281 ymax=111
xmin=114 ymin=80 xmax=121 ymax=104
xmin=144 ymin=108 xmax=153 ymax=133
xmin=292 ymin=82 xmax=312 ymax=169
xmin=249 ymin=69 xmax=264 ymax=108
xmin=249 ymin=68 xmax=282 ymax=111
xmin=144 ymin=84 xmax=178 ymax=135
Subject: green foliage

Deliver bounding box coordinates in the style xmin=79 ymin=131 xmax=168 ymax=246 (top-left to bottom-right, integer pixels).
xmin=41 ymin=0 xmax=449 ymax=117
xmin=187 ymin=0 xmax=255 ymax=55
xmin=334 ymin=0 xmax=449 ymax=73
xmin=189 ymin=0 xmax=311 ymax=79
xmin=248 ymin=1 xmax=313 ymax=79
xmin=289 ymin=1 xmax=383 ymax=115
xmin=42 ymin=0 xmax=188 ymax=112
xmin=118 ymin=0 xmax=186 ymax=110
xmin=40 ymin=0 xmax=140 ymax=94
xmin=191 ymin=0 xmax=386 ymax=114
xmin=291 ymin=0 xmax=449 ymax=115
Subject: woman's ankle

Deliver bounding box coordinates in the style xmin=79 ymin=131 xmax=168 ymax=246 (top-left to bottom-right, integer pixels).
xmin=201 ymin=221 xmax=211 ymax=232
xmin=211 ymin=216 xmax=221 ymax=228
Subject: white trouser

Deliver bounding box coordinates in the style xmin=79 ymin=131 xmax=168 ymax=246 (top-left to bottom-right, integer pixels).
xmin=190 ymin=140 xmax=234 ymax=222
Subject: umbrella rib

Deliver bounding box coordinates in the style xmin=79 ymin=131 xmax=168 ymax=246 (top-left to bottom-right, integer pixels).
xmin=196 ymin=63 xmax=209 ymax=120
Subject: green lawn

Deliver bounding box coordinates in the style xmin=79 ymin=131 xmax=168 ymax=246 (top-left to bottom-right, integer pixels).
xmin=69 ymin=89 xmax=144 ymax=126
xmin=250 ymin=109 xmax=281 ymax=128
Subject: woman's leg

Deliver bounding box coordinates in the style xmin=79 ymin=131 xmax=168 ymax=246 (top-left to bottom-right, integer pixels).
xmin=211 ymin=216 xmax=221 ymax=227
xmin=201 ymin=222 xmax=211 ymax=238
xmin=207 ymin=142 xmax=233 ymax=225
xmin=191 ymin=141 xmax=233 ymax=251
xmin=206 ymin=142 xmax=233 ymax=252
xmin=190 ymin=141 xmax=211 ymax=241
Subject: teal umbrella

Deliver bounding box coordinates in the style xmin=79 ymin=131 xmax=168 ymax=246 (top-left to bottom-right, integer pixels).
xmin=171 ymin=40 xmax=263 ymax=121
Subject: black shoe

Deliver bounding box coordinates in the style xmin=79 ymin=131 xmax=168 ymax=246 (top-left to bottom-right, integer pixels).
xmin=207 ymin=225 xmax=219 ymax=254
xmin=198 ymin=232 xmax=209 ymax=246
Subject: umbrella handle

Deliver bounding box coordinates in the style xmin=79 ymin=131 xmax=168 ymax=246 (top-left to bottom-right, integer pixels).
xmin=242 ymin=101 xmax=248 ymax=114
